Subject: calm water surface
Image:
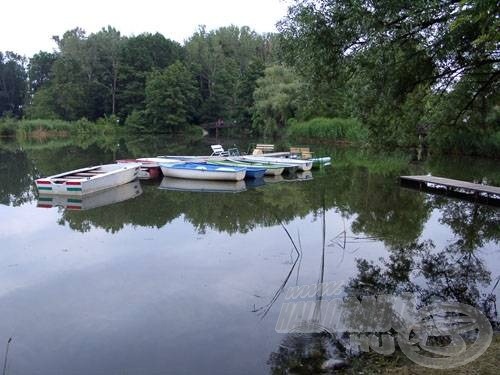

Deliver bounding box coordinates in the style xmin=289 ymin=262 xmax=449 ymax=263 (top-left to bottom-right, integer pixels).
xmin=0 ymin=136 xmax=499 ymax=374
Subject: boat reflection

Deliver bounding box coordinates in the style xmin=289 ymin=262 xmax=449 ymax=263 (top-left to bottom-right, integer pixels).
xmin=291 ymin=170 xmax=313 ymax=181
xmin=159 ymin=177 xmax=247 ymax=193
xmin=266 ymin=171 xmax=313 ymax=183
xmin=37 ymin=180 xmax=143 ymax=210
xmin=263 ymin=175 xmax=285 ymax=184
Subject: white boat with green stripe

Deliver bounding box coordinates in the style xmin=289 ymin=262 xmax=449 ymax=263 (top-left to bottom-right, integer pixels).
xmin=35 ymin=163 xmax=140 ymax=196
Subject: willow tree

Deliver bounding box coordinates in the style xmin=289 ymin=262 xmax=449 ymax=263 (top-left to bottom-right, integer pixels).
xmin=278 ymin=0 xmax=499 ymax=154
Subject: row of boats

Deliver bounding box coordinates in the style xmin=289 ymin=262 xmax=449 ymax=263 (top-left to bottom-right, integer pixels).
xmin=35 ymin=146 xmax=331 ymax=196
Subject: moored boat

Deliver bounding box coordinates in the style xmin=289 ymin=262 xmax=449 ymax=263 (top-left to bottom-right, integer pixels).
xmin=116 ymin=159 xmax=161 ymax=179
xmin=35 ymin=163 xmax=140 ymax=195
xmin=209 ymin=158 xmax=285 ymax=176
xmin=160 ymin=162 xmax=246 ymax=181
xmin=241 ymin=155 xmax=313 ymax=171
xmin=311 ymin=157 xmax=332 ymax=168
xmin=137 ymin=157 xmax=185 ymax=164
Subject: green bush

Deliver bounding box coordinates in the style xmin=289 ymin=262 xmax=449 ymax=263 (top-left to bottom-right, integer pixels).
xmin=288 ymin=117 xmax=368 ymax=142
xmin=125 ymin=110 xmax=149 ymax=132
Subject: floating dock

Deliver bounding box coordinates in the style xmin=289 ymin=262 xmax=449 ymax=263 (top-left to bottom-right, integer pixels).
xmin=400 ymin=175 xmax=500 ymax=206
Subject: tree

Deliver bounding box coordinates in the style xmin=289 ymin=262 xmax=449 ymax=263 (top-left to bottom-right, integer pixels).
xmin=142 ymin=62 xmax=198 ymax=132
xmin=278 ymin=0 xmax=500 ymax=152
xmin=234 ymin=59 xmax=265 ymax=125
xmin=252 ymin=65 xmax=302 ymax=136
xmin=117 ymin=33 xmax=184 ymax=121
xmin=0 ymin=51 xmax=27 ymax=117
xmin=185 ymin=25 xmax=276 ymax=124
xmin=87 ymin=27 xmax=123 ymax=116
xmin=28 ymin=51 xmax=56 ymax=94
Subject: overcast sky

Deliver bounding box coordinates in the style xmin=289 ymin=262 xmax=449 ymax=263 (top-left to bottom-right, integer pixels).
xmin=1 ymin=0 xmax=290 ymax=57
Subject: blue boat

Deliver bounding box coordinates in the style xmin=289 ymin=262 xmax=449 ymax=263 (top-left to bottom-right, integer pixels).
xmin=160 ymin=162 xmax=246 ymax=181
xmin=244 ymin=168 xmax=266 ymax=179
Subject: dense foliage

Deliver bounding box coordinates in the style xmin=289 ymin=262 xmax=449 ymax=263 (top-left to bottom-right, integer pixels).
xmin=0 ymin=1 xmax=498 ymax=156
xmin=278 ymin=0 xmax=499 ymax=155
xmin=1 ymin=25 xmax=278 ymax=133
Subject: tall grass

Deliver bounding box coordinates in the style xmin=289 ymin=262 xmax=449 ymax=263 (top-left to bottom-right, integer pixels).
xmin=0 ymin=118 xmax=17 ymax=137
xmin=1 ymin=117 xmax=204 ymax=141
xmin=0 ymin=117 xmax=124 ymax=140
xmin=288 ymin=117 xmax=369 ymax=143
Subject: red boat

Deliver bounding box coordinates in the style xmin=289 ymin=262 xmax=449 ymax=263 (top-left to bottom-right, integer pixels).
xmin=116 ymin=159 xmax=161 ymax=179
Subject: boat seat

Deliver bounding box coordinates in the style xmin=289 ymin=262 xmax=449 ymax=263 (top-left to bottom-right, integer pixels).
xmin=290 ymin=146 xmax=313 ymax=159
xmin=74 ymin=172 xmax=100 ymax=176
xmin=254 ymin=144 xmax=275 ymax=153
xmin=252 ymin=149 xmax=263 ymax=155
xmin=211 ymin=145 xmax=229 ymax=156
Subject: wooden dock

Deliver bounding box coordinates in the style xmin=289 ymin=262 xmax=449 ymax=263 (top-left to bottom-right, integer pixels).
xmin=400 ymin=175 xmax=500 ymax=205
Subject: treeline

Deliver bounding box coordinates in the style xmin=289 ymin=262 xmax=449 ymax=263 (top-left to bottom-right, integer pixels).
xmin=1 ymin=1 xmax=499 ymax=157
xmin=0 ymin=25 xmax=278 ymax=132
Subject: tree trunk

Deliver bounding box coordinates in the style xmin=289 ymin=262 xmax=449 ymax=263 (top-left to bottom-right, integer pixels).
xmin=112 ymin=60 xmax=118 ymax=115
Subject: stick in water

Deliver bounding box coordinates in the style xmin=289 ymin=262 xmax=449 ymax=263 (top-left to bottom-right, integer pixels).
xmin=2 ymin=338 xmax=12 ymax=375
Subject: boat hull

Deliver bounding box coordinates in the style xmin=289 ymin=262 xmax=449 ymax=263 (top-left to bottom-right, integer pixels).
xmin=116 ymin=159 xmax=161 ymax=179
xmin=206 ymin=162 xmax=265 ymax=179
xmin=244 ymin=169 xmax=266 ymax=179
xmin=160 ymin=163 xmax=246 ymax=181
xmin=35 ymin=164 xmax=140 ymax=195
xmin=210 ymin=159 xmax=284 ymax=176
xmin=311 ymin=157 xmax=332 ymax=168
xmin=242 ymin=156 xmax=313 ymax=171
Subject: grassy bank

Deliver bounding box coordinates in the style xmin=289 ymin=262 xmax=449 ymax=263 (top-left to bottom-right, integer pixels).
xmin=340 ymin=333 xmax=500 ymax=374
xmin=288 ymin=117 xmax=369 ymax=143
xmin=0 ymin=117 xmax=205 ymax=141
xmin=0 ymin=117 xmax=123 ymax=140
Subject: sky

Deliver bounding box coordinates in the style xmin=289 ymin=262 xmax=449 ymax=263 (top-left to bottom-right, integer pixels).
xmin=0 ymin=0 xmax=290 ymax=57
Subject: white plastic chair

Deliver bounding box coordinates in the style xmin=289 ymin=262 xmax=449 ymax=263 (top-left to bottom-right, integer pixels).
xmin=210 ymin=144 xmax=229 ymax=156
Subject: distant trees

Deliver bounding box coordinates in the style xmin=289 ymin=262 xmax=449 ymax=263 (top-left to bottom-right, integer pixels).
xmin=8 ymin=24 xmax=278 ymax=132
xmin=0 ymin=52 xmax=27 ymax=117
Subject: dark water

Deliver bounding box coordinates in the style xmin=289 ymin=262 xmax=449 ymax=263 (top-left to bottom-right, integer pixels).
xmin=0 ymin=135 xmax=499 ymax=374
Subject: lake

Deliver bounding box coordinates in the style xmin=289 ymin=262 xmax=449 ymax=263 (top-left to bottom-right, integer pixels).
xmin=0 ymin=135 xmax=499 ymax=374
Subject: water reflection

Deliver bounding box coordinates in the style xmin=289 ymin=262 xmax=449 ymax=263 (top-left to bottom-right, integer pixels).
xmin=37 ymin=181 xmax=143 ymax=210
xmin=269 ymin=198 xmax=499 ymax=372
xmin=0 ymin=137 xmax=499 ymax=374
xmin=159 ymin=177 xmax=247 ymax=193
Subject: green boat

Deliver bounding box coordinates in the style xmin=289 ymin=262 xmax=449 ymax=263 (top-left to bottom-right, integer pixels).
xmin=211 ymin=158 xmax=286 ymax=176
xmin=311 ymin=157 xmax=332 ymax=168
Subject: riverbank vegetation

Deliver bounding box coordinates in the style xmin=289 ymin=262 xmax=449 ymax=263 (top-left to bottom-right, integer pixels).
xmin=288 ymin=117 xmax=368 ymax=143
xmin=0 ymin=117 xmax=122 ymax=139
xmin=0 ymin=1 xmax=498 ymax=156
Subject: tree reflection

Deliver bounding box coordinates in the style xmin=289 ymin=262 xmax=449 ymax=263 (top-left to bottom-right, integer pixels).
xmin=268 ymin=199 xmax=499 ymax=372
xmin=0 ymin=148 xmax=36 ymax=206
